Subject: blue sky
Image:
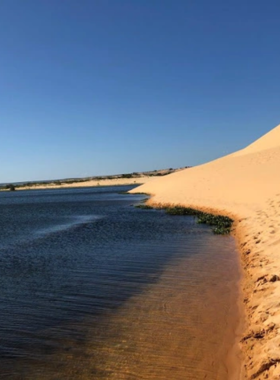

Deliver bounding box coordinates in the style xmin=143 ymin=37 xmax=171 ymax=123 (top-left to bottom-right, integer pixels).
xmin=1 ymin=0 xmax=279 ymax=182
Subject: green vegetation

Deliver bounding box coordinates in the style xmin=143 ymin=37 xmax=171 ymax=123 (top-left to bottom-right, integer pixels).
xmin=196 ymin=213 xmax=233 ymax=234
xmin=165 ymin=206 xmax=233 ymax=234
xmin=135 ymin=204 xmax=233 ymax=234
xmin=0 ymin=184 xmax=16 ymax=191
xmin=135 ymin=204 xmax=153 ymax=209
xmin=165 ymin=206 xmax=200 ymax=216
xmin=5 ymin=184 xmax=16 ymax=191
xmin=131 ymin=192 xmax=149 ymax=195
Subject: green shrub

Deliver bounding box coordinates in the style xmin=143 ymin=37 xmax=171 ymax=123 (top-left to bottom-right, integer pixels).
xmin=5 ymin=184 xmax=16 ymax=191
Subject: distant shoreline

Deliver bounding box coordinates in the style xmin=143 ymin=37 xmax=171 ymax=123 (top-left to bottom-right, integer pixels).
xmin=0 ymin=168 xmax=187 ymax=192
xmin=10 ymin=176 xmax=153 ymax=191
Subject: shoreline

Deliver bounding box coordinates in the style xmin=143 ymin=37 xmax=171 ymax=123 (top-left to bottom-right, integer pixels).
xmin=218 ymin=217 xmax=247 ymax=380
xmin=226 ymin=250 xmax=245 ymax=380
xmin=0 ymin=186 xmax=241 ymax=379
xmin=145 ymin=201 xmax=246 ymax=380
xmin=18 ymin=177 xmax=272 ymax=378
xmin=139 ymin=195 xmax=278 ymax=379
xmin=6 ymin=182 xmax=246 ymax=378
xmin=4 ymin=124 xmax=280 ymax=377
xmin=0 ymin=176 xmax=154 ymax=191
xmin=128 ymin=125 xmax=280 ymax=379
xmin=0 ymin=168 xmax=187 ymax=192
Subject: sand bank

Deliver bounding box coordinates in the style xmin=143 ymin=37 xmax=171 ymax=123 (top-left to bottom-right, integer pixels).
xmin=129 ymin=124 xmax=280 ymax=379
xmin=13 ymin=176 xmax=154 ymax=191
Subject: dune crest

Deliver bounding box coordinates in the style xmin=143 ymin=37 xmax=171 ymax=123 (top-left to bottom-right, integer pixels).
xmin=130 ymin=124 xmax=280 ymax=380
xmin=233 ymin=123 xmax=280 ymax=156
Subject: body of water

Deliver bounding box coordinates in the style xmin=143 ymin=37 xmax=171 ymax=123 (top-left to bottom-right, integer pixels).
xmin=0 ymin=186 xmax=241 ymax=379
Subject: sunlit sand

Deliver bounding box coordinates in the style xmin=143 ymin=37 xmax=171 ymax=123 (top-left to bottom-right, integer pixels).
xmin=130 ymin=124 xmax=280 ymax=379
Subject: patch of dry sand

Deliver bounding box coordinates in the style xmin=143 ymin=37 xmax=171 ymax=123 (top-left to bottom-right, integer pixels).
xmin=129 ymin=124 xmax=280 ymax=380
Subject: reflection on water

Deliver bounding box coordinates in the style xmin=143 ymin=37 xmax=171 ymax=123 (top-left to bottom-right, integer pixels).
xmin=35 ymin=215 xmax=103 ymax=237
xmin=0 ymin=186 xmax=240 ymax=379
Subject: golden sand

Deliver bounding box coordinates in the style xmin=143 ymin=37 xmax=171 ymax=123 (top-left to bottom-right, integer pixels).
xmin=130 ymin=124 xmax=280 ymax=379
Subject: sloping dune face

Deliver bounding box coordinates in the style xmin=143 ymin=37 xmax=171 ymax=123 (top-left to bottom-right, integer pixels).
xmin=130 ymin=124 xmax=280 ymax=380
xmin=234 ymin=123 xmax=280 ymax=156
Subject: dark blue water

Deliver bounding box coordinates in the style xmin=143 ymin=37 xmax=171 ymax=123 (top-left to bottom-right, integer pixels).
xmin=0 ymin=186 xmax=240 ymax=379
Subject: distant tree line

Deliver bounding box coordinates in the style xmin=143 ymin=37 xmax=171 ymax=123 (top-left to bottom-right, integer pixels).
xmin=2 ymin=184 xmax=16 ymax=191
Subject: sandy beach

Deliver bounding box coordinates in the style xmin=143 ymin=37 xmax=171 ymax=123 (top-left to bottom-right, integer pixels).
xmin=13 ymin=176 xmax=153 ymax=191
xmin=130 ymin=124 xmax=280 ymax=379
xmin=1 ymin=169 xmax=185 ymax=192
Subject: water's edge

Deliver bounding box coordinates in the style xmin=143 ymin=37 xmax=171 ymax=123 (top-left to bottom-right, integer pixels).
xmin=144 ymin=199 xmax=245 ymax=380
xmin=0 ymin=186 xmax=243 ymax=379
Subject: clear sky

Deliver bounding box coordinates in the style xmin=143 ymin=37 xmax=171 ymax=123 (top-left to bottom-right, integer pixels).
xmin=1 ymin=0 xmax=279 ymax=182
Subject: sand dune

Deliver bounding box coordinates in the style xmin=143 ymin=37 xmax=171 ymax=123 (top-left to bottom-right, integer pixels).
xmin=234 ymin=124 xmax=280 ymax=156
xmin=130 ymin=124 xmax=280 ymax=380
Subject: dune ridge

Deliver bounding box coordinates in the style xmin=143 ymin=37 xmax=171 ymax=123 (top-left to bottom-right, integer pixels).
xmin=130 ymin=124 xmax=280 ymax=379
